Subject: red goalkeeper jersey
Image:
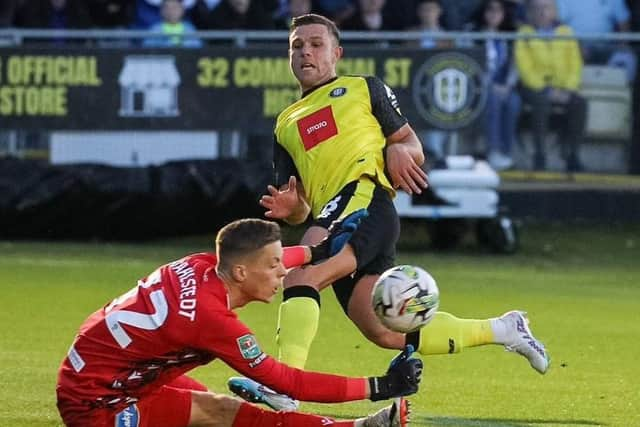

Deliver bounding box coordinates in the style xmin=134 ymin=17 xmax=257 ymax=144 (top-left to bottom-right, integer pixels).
xmin=56 ymin=248 xmax=366 ymax=412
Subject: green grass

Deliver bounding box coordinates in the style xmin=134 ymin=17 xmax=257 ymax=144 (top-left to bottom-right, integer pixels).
xmin=1 ymin=223 xmax=639 ymax=426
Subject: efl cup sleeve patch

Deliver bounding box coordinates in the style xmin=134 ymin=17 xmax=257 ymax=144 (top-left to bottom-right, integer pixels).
xmin=115 ymin=404 xmax=139 ymax=427
xmin=236 ymin=334 xmax=262 ymax=359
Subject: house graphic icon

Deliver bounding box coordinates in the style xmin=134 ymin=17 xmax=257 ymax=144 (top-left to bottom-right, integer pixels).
xmin=119 ymin=55 xmax=180 ymax=117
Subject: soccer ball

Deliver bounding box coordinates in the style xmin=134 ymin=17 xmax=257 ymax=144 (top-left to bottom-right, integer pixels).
xmin=372 ymin=265 xmax=440 ymax=333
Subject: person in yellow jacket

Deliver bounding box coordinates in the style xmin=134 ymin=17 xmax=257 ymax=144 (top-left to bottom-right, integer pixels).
xmin=515 ymin=0 xmax=586 ymax=171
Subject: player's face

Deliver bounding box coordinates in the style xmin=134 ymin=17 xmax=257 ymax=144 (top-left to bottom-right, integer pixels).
xmin=289 ymin=23 xmax=342 ymax=92
xmin=243 ymin=241 xmax=287 ymax=303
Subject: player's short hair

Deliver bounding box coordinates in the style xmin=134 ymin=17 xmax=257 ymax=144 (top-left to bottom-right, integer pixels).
xmin=290 ymin=13 xmax=340 ymax=45
xmin=216 ymin=218 xmax=281 ymax=272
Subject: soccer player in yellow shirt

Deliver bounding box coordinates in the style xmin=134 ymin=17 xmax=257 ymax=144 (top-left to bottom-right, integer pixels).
xmin=231 ymin=13 xmax=550 ymax=411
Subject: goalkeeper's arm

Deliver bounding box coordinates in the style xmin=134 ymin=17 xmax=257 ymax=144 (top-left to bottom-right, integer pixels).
xmin=239 ymin=345 xmax=423 ymax=403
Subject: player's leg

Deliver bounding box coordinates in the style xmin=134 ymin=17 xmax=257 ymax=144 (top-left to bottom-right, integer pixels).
xmin=345 ymin=276 xmax=550 ymax=373
xmin=134 ymin=386 xmax=250 ymax=427
xmin=276 ymin=225 xmax=324 ymax=369
xmin=346 ymin=276 xmax=496 ymax=354
xmin=344 ymin=273 xmax=406 ymax=350
xmin=56 ymin=397 xmax=111 ymax=427
xmin=166 ymin=375 xmax=208 ymax=392
xmin=277 ymin=237 xmax=359 ymax=368
xmin=334 ymin=184 xmax=550 ymax=373
xmin=276 ymin=180 xmax=370 ymax=369
xmin=193 ymin=392 xmax=408 ymax=427
xmin=133 ymin=385 xmax=194 ymax=427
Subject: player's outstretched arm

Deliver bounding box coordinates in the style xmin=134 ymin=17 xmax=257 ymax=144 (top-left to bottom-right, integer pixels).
xmin=369 ymin=345 xmax=424 ymax=401
xmin=259 ymin=176 xmax=310 ymax=225
xmin=224 ymin=341 xmax=423 ymax=404
xmin=309 ymin=208 xmax=369 ymax=264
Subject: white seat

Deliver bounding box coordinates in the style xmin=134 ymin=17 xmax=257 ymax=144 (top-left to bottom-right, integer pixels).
xmin=580 ymin=65 xmax=631 ymax=140
xmin=581 ymin=65 xmax=627 ymax=87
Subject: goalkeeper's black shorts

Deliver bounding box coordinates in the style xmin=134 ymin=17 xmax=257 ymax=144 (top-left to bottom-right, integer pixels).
xmin=313 ymin=176 xmax=399 ymax=313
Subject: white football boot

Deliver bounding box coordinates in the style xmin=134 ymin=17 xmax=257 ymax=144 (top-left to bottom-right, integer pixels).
xmin=500 ymin=310 xmax=550 ymax=374
xmin=228 ymin=377 xmax=299 ymax=412
xmin=361 ymin=398 xmax=410 ymax=427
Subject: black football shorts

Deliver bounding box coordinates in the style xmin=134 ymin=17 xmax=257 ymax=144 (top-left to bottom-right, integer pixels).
xmin=313 ymin=177 xmax=400 ymax=312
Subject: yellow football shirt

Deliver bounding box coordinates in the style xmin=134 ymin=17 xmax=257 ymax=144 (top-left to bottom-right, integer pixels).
xmin=274 ymin=75 xmax=407 ymax=217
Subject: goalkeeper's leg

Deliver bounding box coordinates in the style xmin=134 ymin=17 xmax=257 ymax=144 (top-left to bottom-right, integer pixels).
xmin=231 ymin=400 xmax=406 ymax=427
xmin=191 ymin=393 xmax=393 ymax=427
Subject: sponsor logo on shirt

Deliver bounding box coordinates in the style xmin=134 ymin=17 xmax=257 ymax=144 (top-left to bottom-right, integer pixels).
xmin=237 ymin=334 xmax=262 ymax=359
xmin=115 ymin=404 xmax=139 ymax=427
xmin=296 ymin=106 xmax=338 ymax=151
xmin=67 ymin=344 xmax=85 ymax=373
xmin=317 ymin=195 xmax=342 ymax=219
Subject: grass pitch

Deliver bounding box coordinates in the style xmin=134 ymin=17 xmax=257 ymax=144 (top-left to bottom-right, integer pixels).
xmin=1 ymin=223 xmax=638 ymax=426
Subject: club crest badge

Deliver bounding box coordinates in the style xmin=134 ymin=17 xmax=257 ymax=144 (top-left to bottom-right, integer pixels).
xmin=412 ymin=51 xmax=487 ymax=130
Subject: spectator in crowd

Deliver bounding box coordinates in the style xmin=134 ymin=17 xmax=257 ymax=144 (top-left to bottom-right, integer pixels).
xmin=412 ymin=0 xmax=452 ymax=48
xmin=472 ymin=0 xmax=521 ymax=170
xmin=274 ymin=0 xmax=312 ymax=29
xmin=557 ymin=0 xmax=637 ymax=83
xmin=629 ymin=0 xmax=640 ymax=174
xmin=0 ymin=0 xmax=22 ymax=27
xmin=192 ymin=0 xmax=274 ymax=29
xmin=15 ymin=0 xmax=92 ymax=29
xmin=515 ymin=0 xmax=586 ymax=172
xmin=410 ymin=0 xmax=455 ymax=164
xmin=143 ymin=0 xmax=202 ymax=47
xmin=87 ymin=0 xmax=133 ymax=28
xmin=340 ymin=0 xmax=393 ymax=31
xmin=313 ymin=0 xmax=356 ymax=26
xmin=190 ymin=0 xmax=221 ymax=28
xmin=133 ymin=0 xmax=196 ymax=29
xmin=440 ymin=0 xmax=484 ymax=30
xmin=379 ymin=0 xmax=418 ymax=30
xmin=505 ymin=0 xmax=526 ymax=27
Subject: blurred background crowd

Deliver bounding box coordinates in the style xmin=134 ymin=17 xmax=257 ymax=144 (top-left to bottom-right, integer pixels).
xmin=0 ymin=0 xmax=635 ymax=38
xmin=1 ymin=0 xmax=513 ymax=32
xmin=2 ymin=0 xmax=640 ymax=174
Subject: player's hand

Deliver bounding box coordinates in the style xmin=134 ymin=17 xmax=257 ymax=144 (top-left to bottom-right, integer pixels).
xmin=309 ymin=209 xmax=369 ymax=264
xmin=386 ymin=143 xmax=428 ymax=195
xmin=260 ymin=176 xmax=301 ymax=219
xmin=368 ymin=345 xmax=423 ymax=401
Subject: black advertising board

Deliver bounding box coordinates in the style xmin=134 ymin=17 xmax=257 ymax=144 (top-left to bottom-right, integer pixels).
xmin=0 ymin=46 xmax=485 ymax=132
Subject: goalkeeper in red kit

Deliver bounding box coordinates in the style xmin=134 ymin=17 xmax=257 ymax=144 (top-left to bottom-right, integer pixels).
xmin=55 ymin=212 xmax=423 ymax=427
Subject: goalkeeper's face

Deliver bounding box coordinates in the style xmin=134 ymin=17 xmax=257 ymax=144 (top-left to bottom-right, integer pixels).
xmin=241 ymin=241 xmax=287 ymax=303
